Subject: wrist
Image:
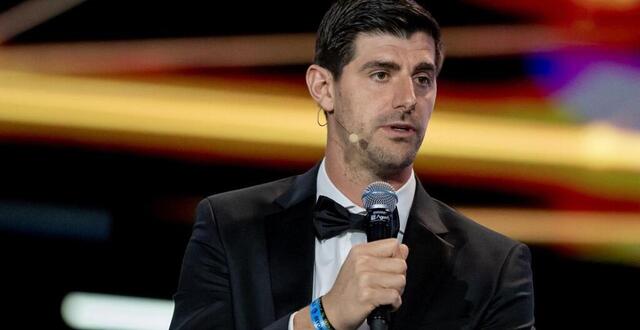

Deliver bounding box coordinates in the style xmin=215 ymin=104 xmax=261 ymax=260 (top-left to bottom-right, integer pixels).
xmin=310 ymin=297 xmax=335 ymax=330
xmin=293 ymin=305 xmax=313 ymax=330
xmin=319 ymin=294 xmax=348 ymax=330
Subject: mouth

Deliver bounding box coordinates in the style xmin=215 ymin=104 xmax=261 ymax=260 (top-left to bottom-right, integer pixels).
xmin=385 ymin=122 xmax=416 ymax=133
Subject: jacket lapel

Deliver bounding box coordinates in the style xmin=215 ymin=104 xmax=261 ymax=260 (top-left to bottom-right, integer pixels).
xmin=392 ymin=179 xmax=455 ymax=328
xmin=266 ymin=164 xmax=319 ymax=319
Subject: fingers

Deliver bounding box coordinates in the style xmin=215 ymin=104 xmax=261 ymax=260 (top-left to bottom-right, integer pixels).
xmin=359 ymin=272 xmax=406 ymax=291
xmin=350 ymin=240 xmax=408 ymax=275
xmin=356 ymin=271 xmax=406 ymax=312
xmin=356 ymin=256 xmax=407 ymax=274
xmin=395 ymin=243 xmax=409 ymax=260
xmin=351 ymin=239 xmax=409 ymax=259
xmin=359 ymin=287 xmax=403 ymax=311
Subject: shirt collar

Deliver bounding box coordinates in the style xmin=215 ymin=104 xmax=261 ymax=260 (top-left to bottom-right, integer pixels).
xmin=316 ymin=159 xmax=416 ymax=235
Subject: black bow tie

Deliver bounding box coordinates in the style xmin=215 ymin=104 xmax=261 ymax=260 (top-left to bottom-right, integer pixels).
xmin=313 ymin=195 xmax=399 ymax=240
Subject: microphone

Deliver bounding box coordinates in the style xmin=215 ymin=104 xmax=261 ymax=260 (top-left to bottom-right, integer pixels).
xmin=361 ymin=182 xmax=399 ymax=330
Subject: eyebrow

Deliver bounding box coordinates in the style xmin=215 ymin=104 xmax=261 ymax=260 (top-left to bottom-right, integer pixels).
xmin=413 ymin=62 xmax=436 ymax=75
xmin=360 ymin=60 xmax=436 ymax=75
xmin=360 ymin=60 xmax=400 ymax=72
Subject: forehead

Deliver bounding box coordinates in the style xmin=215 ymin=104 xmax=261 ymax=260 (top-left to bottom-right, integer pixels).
xmin=349 ymin=31 xmax=436 ymax=67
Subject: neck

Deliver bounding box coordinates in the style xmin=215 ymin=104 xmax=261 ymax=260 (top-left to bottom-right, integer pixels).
xmin=324 ymin=147 xmax=412 ymax=208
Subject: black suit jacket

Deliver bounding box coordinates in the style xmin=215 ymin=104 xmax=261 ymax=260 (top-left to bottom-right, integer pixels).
xmin=170 ymin=165 xmax=535 ymax=329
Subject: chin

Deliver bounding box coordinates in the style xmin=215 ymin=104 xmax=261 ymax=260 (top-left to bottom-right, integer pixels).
xmin=366 ymin=148 xmax=417 ymax=174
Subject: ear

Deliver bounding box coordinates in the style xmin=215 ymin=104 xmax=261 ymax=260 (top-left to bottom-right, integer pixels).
xmin=306 ymin=64 xmax=335 ymax=113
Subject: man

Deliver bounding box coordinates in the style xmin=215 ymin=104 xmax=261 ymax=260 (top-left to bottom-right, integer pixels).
xmin=170 ymin=1 xmax=535 ymax=329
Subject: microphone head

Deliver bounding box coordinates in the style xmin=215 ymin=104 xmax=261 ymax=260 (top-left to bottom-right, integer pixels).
xmin=362 ymin=181 xmax=398 ymax=211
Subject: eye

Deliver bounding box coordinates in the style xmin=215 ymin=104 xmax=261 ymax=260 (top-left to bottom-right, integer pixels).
xmin=414 ymin=75 xmax=433 ymax=88
xmin=371 ymin=71 xmax=389 ymax=82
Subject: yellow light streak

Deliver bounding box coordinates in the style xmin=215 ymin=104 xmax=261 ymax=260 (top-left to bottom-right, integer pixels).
xmin=0 ymin=70 xmax=638 ymax=199
xmin=460 ymin=208 xmax=640 ymax=245
xmin=424 ymin=111 xmax=640 ymax=172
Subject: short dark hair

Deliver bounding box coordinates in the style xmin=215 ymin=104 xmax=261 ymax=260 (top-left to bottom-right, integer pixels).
xmin=314 ymin=0 xmax=444 ymax=81
xmin=314 ymin=0 xmax=444 ymax=80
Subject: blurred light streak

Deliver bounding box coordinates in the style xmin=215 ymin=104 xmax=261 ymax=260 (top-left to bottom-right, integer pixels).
xmin=577 ymin=0 xmax=640 ymax=10
xmin=466 ymin=1 xmax=640 ymax=47
xmin=0 ymin=200 xmax=111 ymax=241
xmin=443 ymin=25 xmax=577 ymax=57
xmin=0 ymin=69 xmax=638 ymax=198
xmin=61 ymin=292 xmax=172 ymax=330
xmin=0 ymin=0 xmax=86 ymax=44
xmin=424 ymin=112 xmax=640 ymax=173
xmin=0 ymin=25 xmax=609 ymax=74
xmin=0 ymin=34 xmax=316 ymax=74
xmin=460 ymin=208 xmax=640 ymax=245
xmin=563 ymin=244 xmax=640 ymax=267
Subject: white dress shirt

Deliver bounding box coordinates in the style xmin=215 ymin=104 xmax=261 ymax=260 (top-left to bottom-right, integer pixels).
xmin=289 ymin=159 xmax=416 ymax=329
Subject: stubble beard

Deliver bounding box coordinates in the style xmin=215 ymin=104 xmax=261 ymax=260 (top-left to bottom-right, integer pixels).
xmin=340 ymin=124 xmax=423 ymax=181
xmin=362 ymin=135 xmax=421 ymax=177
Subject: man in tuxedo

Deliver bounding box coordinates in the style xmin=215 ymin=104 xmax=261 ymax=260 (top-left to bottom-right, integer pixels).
xmin=170 ymin=0 xmax=535 ymax=329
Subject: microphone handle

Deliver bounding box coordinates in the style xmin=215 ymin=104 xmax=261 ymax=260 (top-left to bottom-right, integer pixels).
xmin=368 ymin=307 xmax=391 ymax=330
xmin=365 ymin=207 xmax=394 ymax=330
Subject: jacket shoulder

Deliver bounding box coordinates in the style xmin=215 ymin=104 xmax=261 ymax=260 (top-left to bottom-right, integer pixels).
xmin=196 ymin=175 xmax=299 ymax=230
xmin=206 ymin=176 xmax=295 ymax=207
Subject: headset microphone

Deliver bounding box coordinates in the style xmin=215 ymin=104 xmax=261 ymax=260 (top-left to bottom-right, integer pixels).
xmin=348 ymin=133 xmax=360 ymax=144
xmin=330 ymin=112 xmax=364 ymax=145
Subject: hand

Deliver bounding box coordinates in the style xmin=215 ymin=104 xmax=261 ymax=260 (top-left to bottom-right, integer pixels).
xmin=322 ymin=238 xmax=409 ymax=330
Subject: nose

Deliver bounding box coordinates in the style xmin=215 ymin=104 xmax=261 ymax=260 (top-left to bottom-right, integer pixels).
xmin=392 ymin=76 xmax=417 ymax=113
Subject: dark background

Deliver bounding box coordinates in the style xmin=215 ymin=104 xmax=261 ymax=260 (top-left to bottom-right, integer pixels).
xmin=1 ymin=1 xmax=638 ymax=328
